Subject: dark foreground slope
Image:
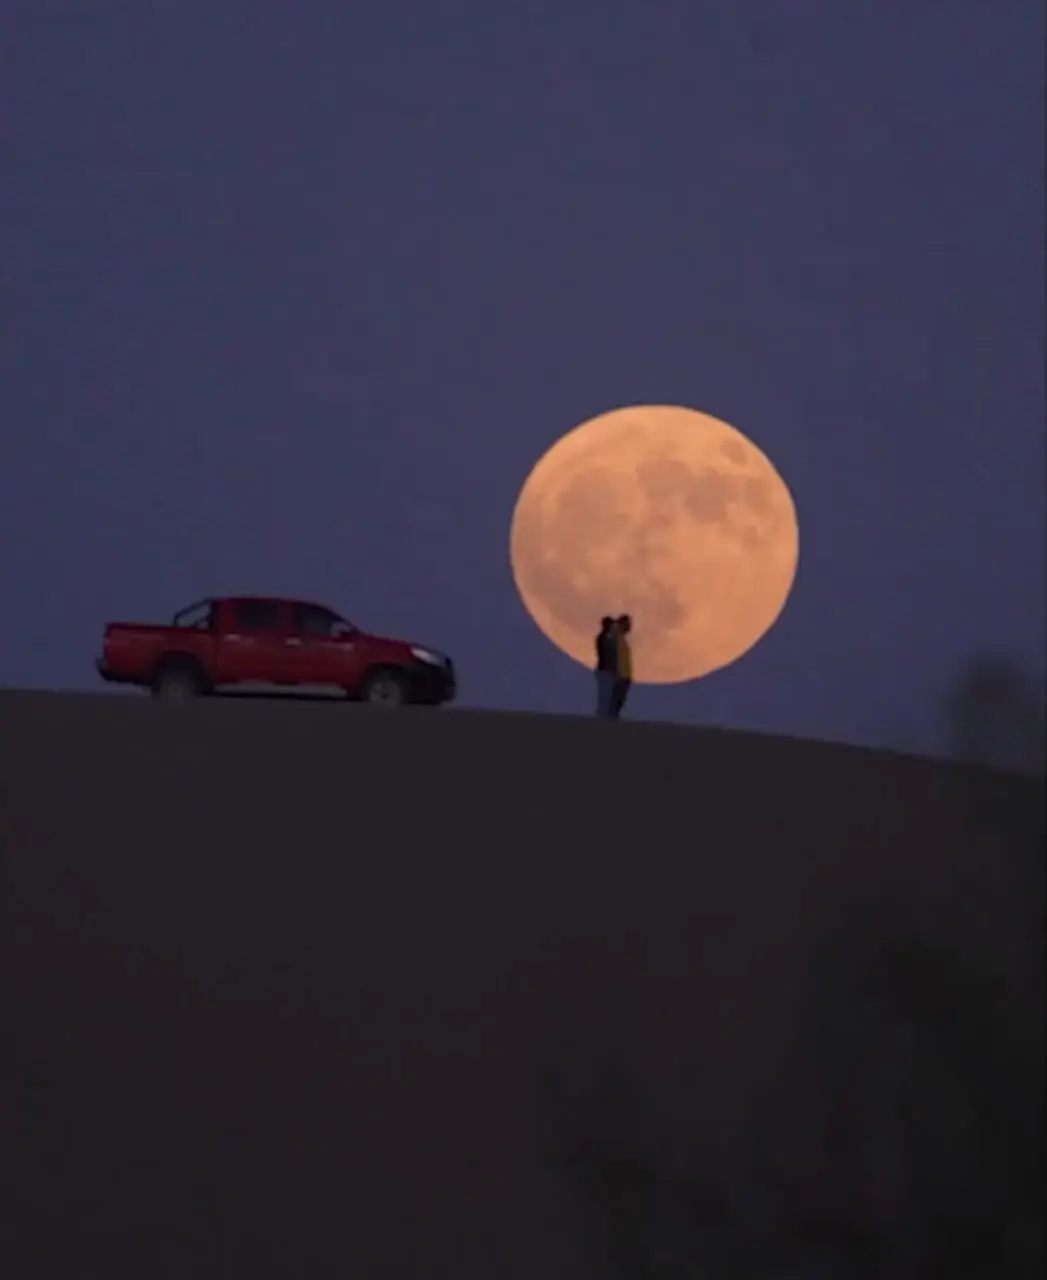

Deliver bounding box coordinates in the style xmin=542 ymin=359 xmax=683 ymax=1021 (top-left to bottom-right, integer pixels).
xmin=2 ymin=691 xmax=1043 ymax=1278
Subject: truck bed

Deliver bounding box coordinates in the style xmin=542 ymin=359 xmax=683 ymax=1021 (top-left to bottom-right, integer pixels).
xmin=98 ymin=622 xmax=213 ymax=688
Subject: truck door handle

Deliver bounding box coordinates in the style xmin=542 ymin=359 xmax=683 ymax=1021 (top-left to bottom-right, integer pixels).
xmin=285 ymin=638 xmax=302 ymax=646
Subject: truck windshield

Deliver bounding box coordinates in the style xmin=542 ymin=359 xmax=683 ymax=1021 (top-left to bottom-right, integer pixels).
xmin=328 ymin=609 xmax=357 ymax=635
xmin=172 ymin=600 xmax=214 ymax=630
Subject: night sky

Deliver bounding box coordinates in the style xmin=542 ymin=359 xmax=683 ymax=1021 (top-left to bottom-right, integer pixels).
xmin=5 ymin=0 xmax=1044 ymax=756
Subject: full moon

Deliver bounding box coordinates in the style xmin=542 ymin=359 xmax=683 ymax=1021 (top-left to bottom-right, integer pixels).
xmin=508 ymin=404 xmax=799 ymax=684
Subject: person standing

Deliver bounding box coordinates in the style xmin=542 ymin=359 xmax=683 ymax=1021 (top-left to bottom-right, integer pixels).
xmin=594 ymin=615 xmax=618 ymax=717
xmin=610 ymin=613 xmax=633 ymax=719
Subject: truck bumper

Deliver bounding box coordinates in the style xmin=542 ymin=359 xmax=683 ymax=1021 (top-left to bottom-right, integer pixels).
xmin=96 ymin=659 xmax=137 ymax=687
xmin=407 ymin=660 xmax=456 ymax=705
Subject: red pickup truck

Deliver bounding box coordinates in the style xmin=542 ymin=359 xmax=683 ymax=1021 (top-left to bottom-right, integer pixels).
xmin=96 ymin=596 xmax=456 ymax=706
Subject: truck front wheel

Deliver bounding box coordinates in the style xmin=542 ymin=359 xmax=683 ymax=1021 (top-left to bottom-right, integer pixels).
xmin=358 ymin=669 xmax=409 ymax=707
xmin=152 ymin=659 xmax=205 ymax=701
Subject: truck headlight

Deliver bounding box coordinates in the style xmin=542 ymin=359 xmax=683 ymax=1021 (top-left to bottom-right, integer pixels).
xmin=410 ymin=646 xmax=442 ymax=665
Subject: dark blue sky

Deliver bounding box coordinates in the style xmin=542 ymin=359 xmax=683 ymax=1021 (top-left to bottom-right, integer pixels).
xmin=5 ymin=0 xmax=1043 ymax=755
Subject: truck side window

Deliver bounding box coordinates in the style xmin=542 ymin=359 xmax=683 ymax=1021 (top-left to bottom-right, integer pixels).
xmin=233 ymin=599 xmax=282 ymax=632
xmin=293 ymin=604 xmax=339 ymax=637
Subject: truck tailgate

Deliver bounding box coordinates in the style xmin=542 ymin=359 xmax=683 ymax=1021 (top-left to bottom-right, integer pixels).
xmin=102 ymin=624 xmax=180 ymax=679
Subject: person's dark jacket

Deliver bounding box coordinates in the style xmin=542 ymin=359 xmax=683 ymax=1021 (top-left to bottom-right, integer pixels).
xmin=595 ymin=626 xmax=617 ymax=673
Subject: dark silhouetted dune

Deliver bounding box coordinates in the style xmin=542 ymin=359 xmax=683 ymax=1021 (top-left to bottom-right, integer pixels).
xmin=3 ymin=690 xmax=1042 ymax=1277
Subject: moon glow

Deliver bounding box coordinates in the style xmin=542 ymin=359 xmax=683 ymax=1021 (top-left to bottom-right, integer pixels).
xmin=509 ymin=404 xmax=799 ymax=684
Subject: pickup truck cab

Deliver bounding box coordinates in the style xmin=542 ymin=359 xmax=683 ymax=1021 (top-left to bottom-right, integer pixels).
xmin=97 ymin=596 xmax=456 ymax=706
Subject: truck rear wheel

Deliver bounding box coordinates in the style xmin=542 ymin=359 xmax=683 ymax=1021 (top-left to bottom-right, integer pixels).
xmin=359 ymin=669 xmax=409 ymax=707
xmin=152 ymin=659 xmax=205 ymax=701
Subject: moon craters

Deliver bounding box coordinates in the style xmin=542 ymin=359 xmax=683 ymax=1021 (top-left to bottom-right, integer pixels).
xmin=509 ymin=405 xmax=799 ymax=683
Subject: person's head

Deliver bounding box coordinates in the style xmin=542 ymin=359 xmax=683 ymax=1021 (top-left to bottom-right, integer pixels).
xmin=600 ymin=615 xmax=614 ymax=631
xmin=617 ymin=613 xmax=632 ymax=634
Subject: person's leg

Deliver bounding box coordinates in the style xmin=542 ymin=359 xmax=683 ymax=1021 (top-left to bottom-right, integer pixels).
xmin=596 ymin=671 xmax=613 ymax=717
xmin=614 ymin=678 xmax=632 ymax=717
xmin=609 ymin=678 xmax=624 ymax=718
